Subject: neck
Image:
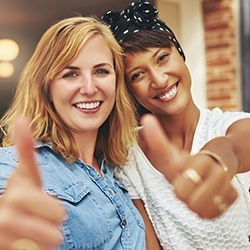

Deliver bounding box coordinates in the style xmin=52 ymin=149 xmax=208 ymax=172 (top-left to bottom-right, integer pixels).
xmin=73 ymin=131 xmax=100 ymax=172
xmin=156 ymin=105 xmax=200 ymax=152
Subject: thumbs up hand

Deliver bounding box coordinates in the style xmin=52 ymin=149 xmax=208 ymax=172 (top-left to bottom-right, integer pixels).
xmin=140 ymin=114 xmax=237 ymax=219
xmin=0 ymin=117 xmax=66 ymax=250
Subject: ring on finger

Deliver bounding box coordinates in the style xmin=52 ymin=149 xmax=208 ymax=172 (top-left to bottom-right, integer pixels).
xmin=182 ymin=168 xmax=202 ymax=185
xmin=212 ymin=195 xmax=229 ymax=213
xmin=9 ymin=238 xmax=40 ymax=250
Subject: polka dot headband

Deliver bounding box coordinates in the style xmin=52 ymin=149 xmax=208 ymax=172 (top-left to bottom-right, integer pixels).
xmin=102 ymin=0 xmax=185 ymax=60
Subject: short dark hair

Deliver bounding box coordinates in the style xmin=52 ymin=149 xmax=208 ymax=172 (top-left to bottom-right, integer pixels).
xmin=121 ymin=30 xmax=174 ymax=54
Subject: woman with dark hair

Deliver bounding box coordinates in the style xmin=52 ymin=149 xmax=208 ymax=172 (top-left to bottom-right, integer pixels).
xmin=103 ymin=1 xmax=250 ymax=249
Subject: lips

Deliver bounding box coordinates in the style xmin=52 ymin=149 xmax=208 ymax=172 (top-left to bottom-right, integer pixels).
xmin=75 ymin=101 xmax=101 ymax=110
xmin=155 ymin=83 xmax=178 ymax=101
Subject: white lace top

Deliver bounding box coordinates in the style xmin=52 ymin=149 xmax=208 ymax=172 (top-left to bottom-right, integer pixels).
xmin=115 ymin=108 xmax=250 ymax=250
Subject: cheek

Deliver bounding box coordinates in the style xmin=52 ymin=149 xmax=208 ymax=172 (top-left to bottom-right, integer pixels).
xmin=181 ymin=64 xmax=191 ymax=80
xmin=51 ymin=90 xmax=66 ymax=108
xmin=50 ymin=86 xmax=70 ymax=115
xmin=130 ymin=85 xmax=147 ymax=101
xmin=105 ymin=78 xmax=116 ymax=97
xmin=50 ymin=81 xmax=72 ymax=104
xmin=50 ymin=81 xmax=61 ymax=103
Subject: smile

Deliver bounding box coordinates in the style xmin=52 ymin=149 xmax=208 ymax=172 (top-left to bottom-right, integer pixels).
xmin=75 ymin=101 xmax=101 ymax=110
xmin=156 ymin=83 xmax=178 ymax=101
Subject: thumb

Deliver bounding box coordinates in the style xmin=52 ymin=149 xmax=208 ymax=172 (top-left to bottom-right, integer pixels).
xmin=13 ymin=116 xmax=42 ymax=188
xmin=140 ymin=114 xmax=184 ymax=182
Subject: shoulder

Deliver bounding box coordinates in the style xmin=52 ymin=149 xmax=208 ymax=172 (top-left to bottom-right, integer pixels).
xmin=0 ymin=145 xmax=48 ymax=187
xmin=0 ymin=145 xmax=18 ymax=161
xmin=192 ymin=108 xmax=250 ymax=153
xmin=200 ymin=108 xmax=250 ymax=133
xmin=0 ymin=146 xmax=18 ymax=178
xmin=202 ymin=107 xmax=250 ymax=121
xmin=119 ymin=144 xmax=161 ymax=175
xmin=115 ymin=144 xmax=166 ymax=187
xmin=0 ymin=144 xmax=63 ymax=186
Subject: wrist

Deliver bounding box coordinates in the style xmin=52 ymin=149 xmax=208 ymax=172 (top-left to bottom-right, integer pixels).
xmin=198 ymin=150 xmax=228 ymax=172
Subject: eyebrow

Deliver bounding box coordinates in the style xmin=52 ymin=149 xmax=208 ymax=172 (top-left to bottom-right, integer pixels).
xmin=126 ymin=66 xmax=140 ymax=76
xmin=64 ymin=63 xmax=112 ymax=70
xmin=64 ymin=65 xmax=79 ymax=70
xmin=126 ymin=48 xmax=162 ymax=76
xmin=94 ymin=63 xmax=112 ymax=68
xmin=152 ymin=48 xmax=162 ymax=58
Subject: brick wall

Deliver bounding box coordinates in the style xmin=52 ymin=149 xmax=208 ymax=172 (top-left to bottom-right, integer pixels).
xmin=202 ymin=0 xmax=239 ymax=111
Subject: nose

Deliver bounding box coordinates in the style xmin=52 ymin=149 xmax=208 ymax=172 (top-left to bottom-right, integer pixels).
xmin=150 ymin=68 xmax=169 ymax=89
xmin=79 ymin=76 xmax=97 ymax=96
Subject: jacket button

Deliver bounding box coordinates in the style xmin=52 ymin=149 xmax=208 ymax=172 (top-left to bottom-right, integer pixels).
xmin=121 ymin=220 xmax=127 ymax=227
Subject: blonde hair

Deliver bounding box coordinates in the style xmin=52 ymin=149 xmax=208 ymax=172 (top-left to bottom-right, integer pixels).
xmin=0 ymin=16 xmax=138 ymax=166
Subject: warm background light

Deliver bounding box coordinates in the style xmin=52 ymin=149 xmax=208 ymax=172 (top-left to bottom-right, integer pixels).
xmin=0 ymin=62 xmax=14 ymax=78
xmin=0 ymin=39 xmax=19 ymax=61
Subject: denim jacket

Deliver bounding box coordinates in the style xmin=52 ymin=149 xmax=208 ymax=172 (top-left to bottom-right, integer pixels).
xmin=0 ymin=142 xmax=146 ymax=250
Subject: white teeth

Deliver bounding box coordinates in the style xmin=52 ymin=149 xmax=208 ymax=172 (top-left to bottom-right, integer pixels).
xmin=76 ymin=101 xmax=100 ymax=110
xmin=158 ymin=85 xmax=177 ymax=100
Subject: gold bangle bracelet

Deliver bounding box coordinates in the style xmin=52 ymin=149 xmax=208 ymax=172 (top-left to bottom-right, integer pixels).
xmin=198 ymin=150 xmax=229 ymax=172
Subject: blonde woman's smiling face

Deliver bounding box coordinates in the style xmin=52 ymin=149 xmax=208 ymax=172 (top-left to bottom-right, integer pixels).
xmin=50 ymin=34 xmax=116 ymax=137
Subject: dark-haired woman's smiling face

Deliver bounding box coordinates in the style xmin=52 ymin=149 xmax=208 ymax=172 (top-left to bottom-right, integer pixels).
xmin=124 ymin=46 xmax=192 ymax=116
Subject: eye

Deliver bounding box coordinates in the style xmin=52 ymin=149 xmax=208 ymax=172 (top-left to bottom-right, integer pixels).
xmin=62 ymin=71 xmax=78 ymax=78
xmin=95 ymin=68 xmax=109 ymax=75
xmin=158 ymin=53 xmax=169 ymax=63
xmin=131 ymin=71 xmax=144 ymax=82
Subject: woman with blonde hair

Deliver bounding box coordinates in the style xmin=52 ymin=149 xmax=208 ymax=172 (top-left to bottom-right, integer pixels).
xmin=0 ymin=16 xmax=159 ymax=250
